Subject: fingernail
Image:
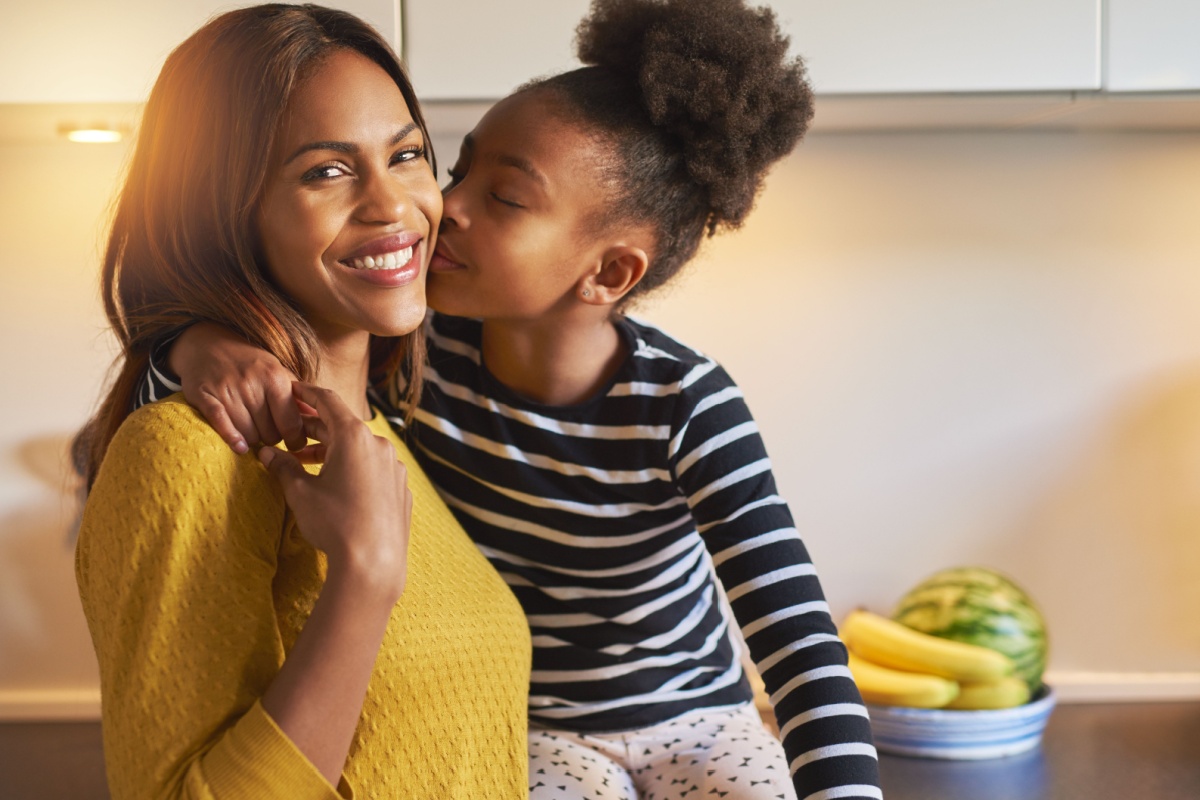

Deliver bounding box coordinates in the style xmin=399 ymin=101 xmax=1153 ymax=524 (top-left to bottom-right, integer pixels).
xmin=233 ymin=438 xmax=249 ymax=455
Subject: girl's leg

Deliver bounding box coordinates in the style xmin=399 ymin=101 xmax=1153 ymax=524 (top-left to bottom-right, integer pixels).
xmin=529 ymin=726 xmax=639 ymax=800
xmin=627 ymin=704 xmax=798 ymax=800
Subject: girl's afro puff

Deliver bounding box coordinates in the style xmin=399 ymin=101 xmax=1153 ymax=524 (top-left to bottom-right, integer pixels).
xmin=576 ymin=0 xmax=813 ymax=230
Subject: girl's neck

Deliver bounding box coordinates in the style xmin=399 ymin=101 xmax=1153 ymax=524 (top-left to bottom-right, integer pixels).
xmin=480 ymin=315 xmax=626 ymax=407
xmin=312 ymin=328 xmax=374 ymax=420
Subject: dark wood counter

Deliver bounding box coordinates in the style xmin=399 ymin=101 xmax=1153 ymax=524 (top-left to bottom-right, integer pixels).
xmin=1 ymin=701 xmax=1198 ymax=799
xmin=879 ymin=700 xmax=1200 ymax=800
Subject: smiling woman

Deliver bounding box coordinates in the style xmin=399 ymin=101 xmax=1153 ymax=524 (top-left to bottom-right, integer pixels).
xmin=70 ymin=5 xmax=530 ymax=799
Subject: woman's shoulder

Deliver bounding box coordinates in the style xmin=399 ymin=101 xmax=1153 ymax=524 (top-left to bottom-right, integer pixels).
xmin=98 ymin=395 xmax=274 ymax=497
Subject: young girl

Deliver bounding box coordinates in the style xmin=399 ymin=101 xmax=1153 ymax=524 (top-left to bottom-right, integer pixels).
xmin=150 ymin=1 xmax=882 ymax=797
xmin=73 ymin=6 xmax=529 ymax=798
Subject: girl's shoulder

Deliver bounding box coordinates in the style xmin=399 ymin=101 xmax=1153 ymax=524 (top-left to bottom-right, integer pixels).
xmin=619 ymin=316 xmax=737 ymax=391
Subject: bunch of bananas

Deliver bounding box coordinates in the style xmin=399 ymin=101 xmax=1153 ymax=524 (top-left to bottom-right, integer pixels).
xmin=841 ymin=609 xmax=1030 ymax=710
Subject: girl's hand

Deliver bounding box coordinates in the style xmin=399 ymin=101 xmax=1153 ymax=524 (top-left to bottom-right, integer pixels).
xmin=170 ymin=322 xmax=307 ymax=454
xmin=258 ymin=382 xmax=411 ymax=598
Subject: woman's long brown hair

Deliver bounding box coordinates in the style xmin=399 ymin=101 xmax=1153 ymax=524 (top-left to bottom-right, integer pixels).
xmin=74 ymin=4 xmax=433 ymax=487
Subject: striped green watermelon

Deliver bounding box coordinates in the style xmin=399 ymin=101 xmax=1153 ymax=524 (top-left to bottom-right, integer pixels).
xmin=892 ymin=567 xmax=1048 ymax=694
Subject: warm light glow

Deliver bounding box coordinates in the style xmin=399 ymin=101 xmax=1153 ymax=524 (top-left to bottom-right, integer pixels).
xmin=64 ymin=128 xmax=123 ymax=143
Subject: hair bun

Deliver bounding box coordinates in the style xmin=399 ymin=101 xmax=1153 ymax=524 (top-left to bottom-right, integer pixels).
xmin=576 ymin=0 xmax=813 ymax=229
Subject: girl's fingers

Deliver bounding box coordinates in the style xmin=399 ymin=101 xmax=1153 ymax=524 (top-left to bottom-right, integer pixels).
xmin=248 ymin=391 xmax=282 ymax=446
xmin=194 ymin=390 xmax=250 ymax=454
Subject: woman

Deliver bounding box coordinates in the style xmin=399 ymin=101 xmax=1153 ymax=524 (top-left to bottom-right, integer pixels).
xmin=72 ymin=5 xmax=530 ymax=798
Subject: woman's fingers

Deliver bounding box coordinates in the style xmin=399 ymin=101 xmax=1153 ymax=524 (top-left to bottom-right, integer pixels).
xmin=289 ymin=444 xmax=328 ymax=465
xmin=290 ymin=384 xmax=363 ymax=433
xmin=258 ymin=446 xmax=311 ymax=496
xmin=265 ymin=377 xmax=307 ymax=451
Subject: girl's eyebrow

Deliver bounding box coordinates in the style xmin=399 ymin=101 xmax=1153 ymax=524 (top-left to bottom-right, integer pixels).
xmin=284 ymin=122 xmax=419 ymax=165
xmin=462 ymin=132 xmax=547 ymax=189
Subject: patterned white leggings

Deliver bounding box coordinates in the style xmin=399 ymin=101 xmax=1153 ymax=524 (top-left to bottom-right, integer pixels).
xmin=527 ymin=703 xmax=798 ymax=800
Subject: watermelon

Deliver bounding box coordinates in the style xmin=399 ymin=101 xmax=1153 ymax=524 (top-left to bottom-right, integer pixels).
xmin=892 ymin=567 xmax=1048 ymax=694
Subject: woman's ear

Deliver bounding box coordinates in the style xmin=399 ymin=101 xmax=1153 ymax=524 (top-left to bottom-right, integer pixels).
xmin=578 ymin=245 xmax=649 ymax=305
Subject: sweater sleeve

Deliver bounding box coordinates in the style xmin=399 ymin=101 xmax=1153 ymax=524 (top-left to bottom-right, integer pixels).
xmin=75 ymin=399 xmax=350 ymax=800
xmin=668 ymin=365 xmax=882 ymax=799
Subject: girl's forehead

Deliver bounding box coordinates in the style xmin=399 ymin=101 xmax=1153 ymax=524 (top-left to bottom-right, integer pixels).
xmin=470 ymin=92 xmax=601 ymax=177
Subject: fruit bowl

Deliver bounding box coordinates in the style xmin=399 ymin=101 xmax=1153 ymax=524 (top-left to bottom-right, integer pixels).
xmin=867 ymin=685 xmax=1056 ymax=760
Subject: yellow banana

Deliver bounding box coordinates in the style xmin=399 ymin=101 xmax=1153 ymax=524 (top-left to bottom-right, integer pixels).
xmin=944 ymin=676 xmax=1030 ymax=710
xmin=841 ymin=609 xmax=1014 ymax=683
xmin=847 ymin=652 xmax=959 ymax=708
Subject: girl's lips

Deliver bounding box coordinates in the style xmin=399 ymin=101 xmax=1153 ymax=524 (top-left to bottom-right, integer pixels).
xmin=429 ymin=247 xmax=465 ymax=272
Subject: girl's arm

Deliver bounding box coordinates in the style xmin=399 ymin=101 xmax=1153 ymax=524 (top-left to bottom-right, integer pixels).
xmin=77 ymin=384 xmax=410 ymax=797
xmin=668 ymin=366 xmax=882 ymax=799
xmin=146 ymin=322 xmax=309 ymax=453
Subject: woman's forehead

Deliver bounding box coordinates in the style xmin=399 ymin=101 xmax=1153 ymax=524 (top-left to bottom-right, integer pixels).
xmin=279 ymin=50 xmax=413 ymax=146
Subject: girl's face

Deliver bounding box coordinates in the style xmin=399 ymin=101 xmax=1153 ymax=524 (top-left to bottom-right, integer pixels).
xmin=426 ymin=90 xmax=614 ymax=321
xmin=257 ymin=50 xmax=441 ymax=344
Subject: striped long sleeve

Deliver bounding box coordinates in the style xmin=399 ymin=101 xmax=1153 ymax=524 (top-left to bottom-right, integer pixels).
xmin=667 ymin=361 xmax=881 ymax=797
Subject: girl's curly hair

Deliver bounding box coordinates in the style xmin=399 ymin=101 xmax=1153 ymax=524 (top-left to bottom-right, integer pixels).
xmin=523 ymin=0 xmax=814 ymax=301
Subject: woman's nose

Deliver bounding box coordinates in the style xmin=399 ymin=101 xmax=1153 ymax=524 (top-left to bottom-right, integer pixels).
xmin=356 ymin=170 xmax=409 ymax=224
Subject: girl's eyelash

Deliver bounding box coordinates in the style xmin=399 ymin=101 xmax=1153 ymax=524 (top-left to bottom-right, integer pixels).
xmin=491 ymin=193 xmax=523 ymax=209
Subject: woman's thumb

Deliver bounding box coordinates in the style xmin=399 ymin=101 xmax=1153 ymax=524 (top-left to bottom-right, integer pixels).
xmin=258 ymin=445 xmax=308 ymax=491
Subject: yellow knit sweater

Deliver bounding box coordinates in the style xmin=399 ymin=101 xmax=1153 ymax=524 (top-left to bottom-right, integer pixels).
xmin=76 ymin=396 xmax=531 ymax=799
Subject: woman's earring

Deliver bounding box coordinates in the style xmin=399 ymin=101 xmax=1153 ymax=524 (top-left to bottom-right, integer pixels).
xmin=582 ymin=288 xmax=591 ymax=298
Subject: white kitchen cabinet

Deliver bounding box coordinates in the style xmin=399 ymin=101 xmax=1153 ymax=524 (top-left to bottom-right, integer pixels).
xmin=0 ymin=0 xmax=398 ymax=103
xmin=402 ymin=0 xmax=591 ymax=100
xmin=773 ymin=0 xmax=1101 ymax=94
xmin=1107 ymin=0 xmax=1200 ymax=92
xmin=403 ymin=0 xmax=1101 ymax=100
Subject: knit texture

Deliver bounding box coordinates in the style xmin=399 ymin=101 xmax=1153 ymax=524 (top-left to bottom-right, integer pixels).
xmin=76 ymin=396 xmax=531 ymax=799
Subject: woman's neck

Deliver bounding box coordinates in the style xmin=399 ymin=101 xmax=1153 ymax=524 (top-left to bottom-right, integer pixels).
xmin=480 ymin=315 xmax=626 ymax=407
xmin=313 ymin=329 xmax=374 ymax=420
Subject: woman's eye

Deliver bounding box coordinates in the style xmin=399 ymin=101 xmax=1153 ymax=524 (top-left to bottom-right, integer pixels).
xmin=302 ymin=162 xmax=349 ymax=182
xmin=392 ymin=146 xmax=425 ymax=165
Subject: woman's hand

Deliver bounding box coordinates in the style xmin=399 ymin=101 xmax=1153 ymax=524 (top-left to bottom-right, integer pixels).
xmin=171 ymin=322 xmax=307 ymax=454
xmin=258 ymin=382 xmax=411 ymax=599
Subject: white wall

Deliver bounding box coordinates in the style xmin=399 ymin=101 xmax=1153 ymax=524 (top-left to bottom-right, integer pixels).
xmin=2 ymin=126 xmax=1199 ymax=716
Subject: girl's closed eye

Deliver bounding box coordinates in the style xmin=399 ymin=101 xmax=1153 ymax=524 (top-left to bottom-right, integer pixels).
xmin=490 ymin=191 xmax=523 ymax=209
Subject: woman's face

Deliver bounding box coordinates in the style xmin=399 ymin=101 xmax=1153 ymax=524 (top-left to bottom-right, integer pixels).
xmin=426 ymin=90 xmax=614 ymax=321
xmin=257 ymin=50 xmax=441 ymax=343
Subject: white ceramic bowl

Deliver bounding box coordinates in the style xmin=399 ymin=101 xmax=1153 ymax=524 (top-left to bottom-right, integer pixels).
xmin=868 ymin=686 xmax=1056 ymax=760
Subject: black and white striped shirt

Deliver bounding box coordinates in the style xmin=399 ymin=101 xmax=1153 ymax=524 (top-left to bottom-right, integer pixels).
xmin=142 ymin=313 xmax=881 ymax=798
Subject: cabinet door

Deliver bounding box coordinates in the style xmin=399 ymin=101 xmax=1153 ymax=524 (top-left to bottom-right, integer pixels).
xmin=1107 ymin=0 xmax=1200 ymax=92
xmin=1 ymin=0 xmax=398 ymax=103
xmin=403 ymin=0 xmax=1100 ymax=100
xmin=403 ymin=0 xmax=590 ymax=100
xmin=773 ymin=0 xmax=1101 ymax=94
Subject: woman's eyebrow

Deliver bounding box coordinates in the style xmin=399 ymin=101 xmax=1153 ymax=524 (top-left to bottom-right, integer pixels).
xmin=284 ymin=122 xmax=419 ymax=165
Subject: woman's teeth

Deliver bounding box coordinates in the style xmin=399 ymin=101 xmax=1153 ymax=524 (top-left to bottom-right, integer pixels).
xmin=345 ymin=246 xmax=414 ymax=271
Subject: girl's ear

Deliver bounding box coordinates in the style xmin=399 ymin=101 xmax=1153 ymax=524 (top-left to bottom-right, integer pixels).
xmin=578 ymin=245 xmax=649 ymax=305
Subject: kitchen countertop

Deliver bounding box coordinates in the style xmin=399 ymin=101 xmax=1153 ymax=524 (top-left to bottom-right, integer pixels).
xmin=1 ymin=701 xmax=1197 ymax=799
xmin=877 ymin=700 xmax=1200 ymax=800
